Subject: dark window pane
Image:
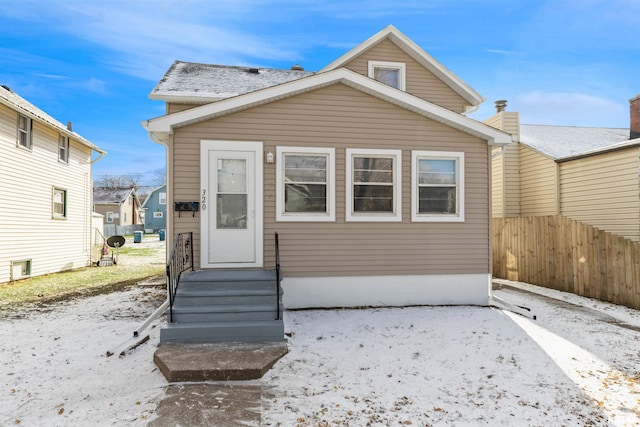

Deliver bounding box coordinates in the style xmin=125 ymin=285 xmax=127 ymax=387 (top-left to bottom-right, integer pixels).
xmin=374 ymin=67 xmax=399 ymax=88
xmin=285 ymin=184 xmax=327 ymax=212
xmin=418 ymin=187 xmax=457 ymax=214
xmin=353 ymin=185 xmax=393 ymax=212
xmin=217 ymin=194 xmax=247 ymax=228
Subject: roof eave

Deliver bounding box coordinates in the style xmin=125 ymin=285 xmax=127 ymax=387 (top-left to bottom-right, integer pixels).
xmin=143 ymin=68 xmax=509 ymax=147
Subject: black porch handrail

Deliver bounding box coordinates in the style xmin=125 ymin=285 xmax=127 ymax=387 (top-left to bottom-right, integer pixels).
xmin=275 ymin=232 xmax=281 ymax=321
xmin=166 ymin=232 xmax=194 ymax=323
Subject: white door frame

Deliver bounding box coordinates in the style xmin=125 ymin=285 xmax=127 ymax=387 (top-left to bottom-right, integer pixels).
xmin=200 ymin=140 xmax=263 ymax=268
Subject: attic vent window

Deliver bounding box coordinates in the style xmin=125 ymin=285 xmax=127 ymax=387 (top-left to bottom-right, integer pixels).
xmin=368 ymin=61 xmax=406 ymax=91
xmin=247 ymin=68 xmax=260 ymax=74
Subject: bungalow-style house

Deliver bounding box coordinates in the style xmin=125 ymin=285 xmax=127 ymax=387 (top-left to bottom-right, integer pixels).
xmin=93 ymin=186 xmax=144 ymax=235
xmin=141 ymin=184 xmax=167 ymax=232
xmin=0 ymin=85 xmax=105 ymax=284
xmin=143 ymin=25 xmax=511 ymax=343
xmin=486 ymin=96 xmax=640 ymax=242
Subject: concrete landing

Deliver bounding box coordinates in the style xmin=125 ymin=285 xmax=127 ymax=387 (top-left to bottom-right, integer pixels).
xmin=147 ymin=383 xmax=263 ymax=427
xmin=153 ymin=342 xmax=288 ymax=382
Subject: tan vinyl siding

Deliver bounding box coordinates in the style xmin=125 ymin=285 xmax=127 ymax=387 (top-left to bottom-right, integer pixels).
xmin=168 ymin=103 xmax=200 ymax=114
xmin=560 ymin=148 xmax=640 ymax=241
xmin=483 ymin=112 xmax=520 ymax=218
xmin=0 ymin=104 xmax=94 ymax=283
xmin=491 ymin=148 xmax=504 ymax=217
xmin=503 ymin=141 xmax=521 ymax=217
xmin=520 ymin=145 xmax=558 ymax=216
xmin=342 ymin=38 xmax=470 ymax=113
xmin=169 ymin=83 xmax=490 ymax=278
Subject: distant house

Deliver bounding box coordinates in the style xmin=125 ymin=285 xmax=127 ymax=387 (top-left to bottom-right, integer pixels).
xmin=141 ymin=184 xmax=167 ymax=232
xmin=93 ymin=187 xmax=144 ymax=235
xmin=0 ymin=85 xmax=105 ymax=283
xmin=144 ymin=25 xmax=511 ymax=311
xmin=487 ymin=95 xmax=640 ymax=242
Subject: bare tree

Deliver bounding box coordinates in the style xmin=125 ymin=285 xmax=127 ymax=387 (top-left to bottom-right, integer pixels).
xmin=152 ymin=167 xmax=167 ymax=186
xmin=95 ymin=174 xmax=142 ymax=188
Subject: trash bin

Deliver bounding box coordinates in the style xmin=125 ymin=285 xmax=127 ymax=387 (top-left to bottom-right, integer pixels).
xmin=159 ymin=229 xmax=166 ymax=241
xmin=133 ymin=231 xmax=143 ymax=243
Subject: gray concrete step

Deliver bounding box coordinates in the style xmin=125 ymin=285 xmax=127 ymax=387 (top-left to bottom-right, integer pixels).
xmin=171 ymin=303 xmax=278 ymax=323
xmin=160 ymin=320 xmax=285 ymax=344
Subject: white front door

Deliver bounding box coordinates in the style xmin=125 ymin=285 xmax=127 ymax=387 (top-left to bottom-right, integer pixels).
xmin=200 ymin=141 xmax=263 ymax=268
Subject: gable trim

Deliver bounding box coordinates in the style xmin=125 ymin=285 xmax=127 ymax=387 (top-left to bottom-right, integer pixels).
xmin=320 ymin=25 xmax=483 ymax=108
xmin=143 ymin=68 xmax=510 ymax=146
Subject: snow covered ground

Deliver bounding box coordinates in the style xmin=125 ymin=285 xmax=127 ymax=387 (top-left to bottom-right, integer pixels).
xmin=1 ymin=279 xmax=639 ymax=426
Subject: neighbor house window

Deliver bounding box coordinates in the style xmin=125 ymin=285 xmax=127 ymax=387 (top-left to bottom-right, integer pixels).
xmin=106 ymin=211 xmax=114 ymax=223
xmin=159 ymin=192 xmax=166 ymax=205
xmin=53 ymin=188 xmax=67 ymax=218
xmin=368 ymin=61 xmax=406 ymax=91
xmin=346 ymin=148 xmax=402 ymax=222
xmin=276 ymin=146 xmax=335 ymax=221
xmin=58 ymin=135 xmax=69 ymax=163
xmin=153 ymin=212 xmax=163 ymax=218
xmin=411 ymin=151 xmax=464 ymax=222
xmin=18 ymin=114 xmax=33 ymax=149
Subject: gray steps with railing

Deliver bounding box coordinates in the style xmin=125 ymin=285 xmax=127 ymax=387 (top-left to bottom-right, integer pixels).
xmin=160 ymin=269 xmax=284 ymax=344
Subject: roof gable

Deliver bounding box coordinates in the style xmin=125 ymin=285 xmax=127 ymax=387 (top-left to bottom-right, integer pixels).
xmin=144 ymin=68 xmax=510 ymax=146
xmin=320 ymin=25 xmax=483 ymax=108
xmin=141 ymin=185 xmax=166 ymax=208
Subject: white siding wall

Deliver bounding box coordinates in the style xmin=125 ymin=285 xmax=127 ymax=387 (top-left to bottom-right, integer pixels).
xmin=0 ymin=104 xmax=94 ymax=283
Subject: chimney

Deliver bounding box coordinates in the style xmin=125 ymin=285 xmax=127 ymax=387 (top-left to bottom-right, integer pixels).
xmin=630 ymin=94 xmax=640 ymax=140
xmin=67 ymin=121 xmax=73 ymax=132
xmin=495 ymin=100 xmax=507 ymax=113
xmin=290 ymin=64 xmax=304 ymax=71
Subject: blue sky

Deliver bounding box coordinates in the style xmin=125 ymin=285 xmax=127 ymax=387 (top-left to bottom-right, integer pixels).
xmin=1 ymin=0 xmax=638 ymax=186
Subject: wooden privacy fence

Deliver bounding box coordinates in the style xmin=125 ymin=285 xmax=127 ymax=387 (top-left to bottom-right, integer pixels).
xmin=493 ymin=215 xmax=640 ymax=310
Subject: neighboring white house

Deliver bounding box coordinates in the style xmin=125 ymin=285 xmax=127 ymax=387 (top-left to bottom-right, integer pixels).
xmin=0 ymin=85 xmax=105 ymax=283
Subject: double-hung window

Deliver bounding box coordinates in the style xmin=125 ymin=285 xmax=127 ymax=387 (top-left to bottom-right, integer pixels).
xmin=18 ymin=114 xmax=33 ymax=149
xmin=276 ymin=146 xmax=335 ymax=221
xmin=346 ymin=148 xmax=402 ymax=222
xmin=58 ymin=135 xmax=69 ymax=163
xmin=159 ymin=192 xmax=167 ymax=205
xmin=412 ymin=151 xmax=464 ymax=222
xmin=53 ymin=188 xmax=67 ymax=219
xmin=368 ymin=61 xmax=406 ymax=91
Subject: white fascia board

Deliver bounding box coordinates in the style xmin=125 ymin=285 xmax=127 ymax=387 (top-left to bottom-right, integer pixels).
xmin=320 ymin=25 xmax=483 ymax=107
xmin=144 ymin=68 xmax=510 ymax=146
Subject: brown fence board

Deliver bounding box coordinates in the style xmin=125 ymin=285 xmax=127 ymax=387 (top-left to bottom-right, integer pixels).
xmin=493 ymin=215 xmax=640 ymax=311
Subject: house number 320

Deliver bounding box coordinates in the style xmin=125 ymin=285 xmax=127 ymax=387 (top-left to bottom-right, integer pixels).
xmin=201 ymin=189 xmax=207 ymax=211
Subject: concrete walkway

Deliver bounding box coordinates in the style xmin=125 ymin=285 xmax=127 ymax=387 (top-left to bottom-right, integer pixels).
xmin=148 ymin=342 xmax=287 ymax=426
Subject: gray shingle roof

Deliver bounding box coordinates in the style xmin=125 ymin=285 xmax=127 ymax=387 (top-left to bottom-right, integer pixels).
xmin=93 ymin=187 xmax=135 ymax=204
xmin=0 ymin=85 xmax=104 ymax=153
xmin=520 ymin=124 xmax=631 ymax=160
xmin=149 ymin=61 xmax=315 ymax=101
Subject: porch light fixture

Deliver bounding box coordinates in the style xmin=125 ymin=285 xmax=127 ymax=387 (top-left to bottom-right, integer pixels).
xmin=266 ymin=151 xmax=274 ymax=163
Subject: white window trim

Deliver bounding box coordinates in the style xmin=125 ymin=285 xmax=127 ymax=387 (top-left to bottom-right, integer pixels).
xmin=276 ymin=146 xmax=335 ymax=222
xmin=17 ymin=114 xmax=33 ymax=150
xmin=52 ymin=187 xmax=67 ymax=219
xmin=368 ymin=60 xmax=406 ymax=91
xmin=345 ymin=148 xmax=402 ymax=222
xmin=58 ymin=134 xmax=69 ymax=163
xmin=106 ymin=211 xmax=114 ymax=223
xmin=411 ymin=150 xmax=465 ymax=222
xmin=159 ymin=192 xmax=166 ymax=205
